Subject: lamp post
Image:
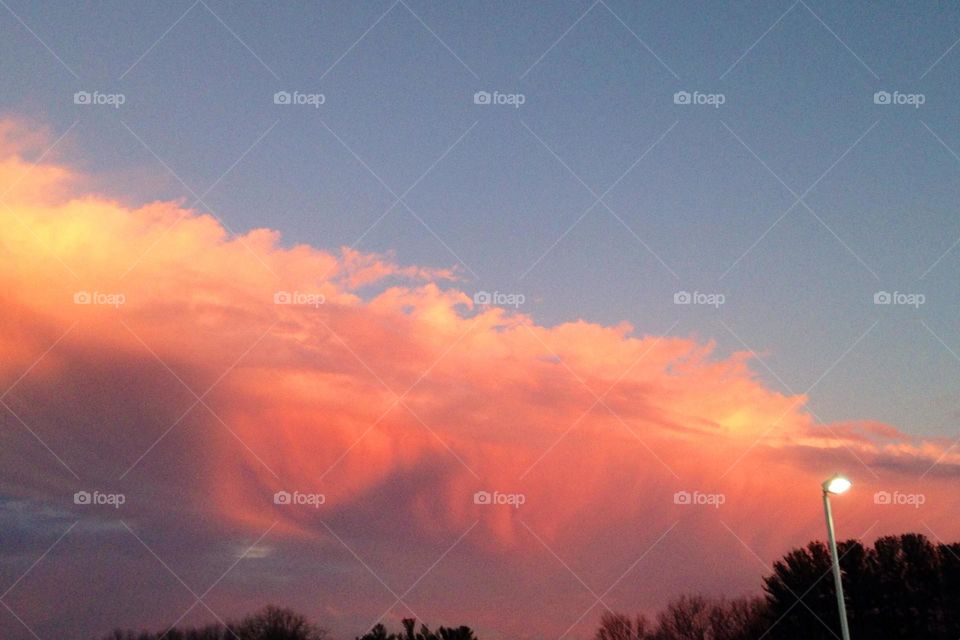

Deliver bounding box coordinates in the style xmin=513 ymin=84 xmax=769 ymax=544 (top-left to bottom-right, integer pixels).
xmin=822 ymin=474 xmax=852 ymax=640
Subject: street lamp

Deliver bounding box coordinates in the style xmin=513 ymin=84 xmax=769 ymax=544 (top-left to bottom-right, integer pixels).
xmin=822 ymin=474 xmax=852 ymax=640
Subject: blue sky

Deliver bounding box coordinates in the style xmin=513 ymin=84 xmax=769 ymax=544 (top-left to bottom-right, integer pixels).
xmin=2 ymin=0 xmax=958 ymax=440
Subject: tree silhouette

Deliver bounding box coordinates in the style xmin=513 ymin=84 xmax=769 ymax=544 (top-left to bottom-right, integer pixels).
xmin=235 ymin=605 xmax=327 ymax=640
xmin=763 ymin=534 xmax=960 ymax=639
xmin=707 ymin=597 xmax=768 ymax=640
xmin=594 ymin=611 xmax=651 ymax=640
xmin=99 ymin=605 xmax=326 ymax=640
xmin=656 ymin=594 xmax=711 ymax=639
xmin=762 ymin=539 xmax=840 ymax=638
xmin=355 ymin=618 xmax=477 ymax=640
xmin=594 ymin=596 xmax=764 ymax=640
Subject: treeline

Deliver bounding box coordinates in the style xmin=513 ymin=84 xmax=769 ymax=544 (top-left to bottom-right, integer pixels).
xmin=355 ymin=619 xmax=476 ymax=640
xmin=100 ymin=605 xmax=328 ymax=640
xmin=596 ymin=533 xmax=960 ymax=639
xmin=98 ymin=533 xmax=960 ymax=640
xmin=98 ymin=606 xmax=474 ymax=640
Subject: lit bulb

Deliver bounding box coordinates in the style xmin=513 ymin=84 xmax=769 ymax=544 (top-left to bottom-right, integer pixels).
xmin=823 ymin=475 xmax=852 ymax=495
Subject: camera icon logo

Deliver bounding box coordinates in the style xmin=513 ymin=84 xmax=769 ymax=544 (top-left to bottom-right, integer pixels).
xmin=74 ymin=490 xmax=92 ymax=505
xmin=274 ymin=91 xmax=292 ymax=105
xmin=873 ymin=291 xmax=891 ymax=305
xmin=273 ymin=490 xmax=292 ymax=505
xmin=673 ymin=291 xmax=691 ymax=305
xmin=673 ymin=490 xmax=692 ymax=505
xmin=73 ymin=291 xmax=92 ymax=304
xmin=473 ymin=91 xmax=491 ymax=105
xmin=873 ymin=91 xmax=891 ymax=105
xmin=74 ymin=91 xmax=92 ymax=105
xmin=473 ymin=490 xmax=492 ymax=505
xmin=473 ymin=291 xmax=492 ymax=305
xmin=874 ymin=490 xmax=892 ymax=505
xmin=673 ymin=91 xmax=691 ymax=105
xmin=274 ymin=291 xmax=292 ymax=304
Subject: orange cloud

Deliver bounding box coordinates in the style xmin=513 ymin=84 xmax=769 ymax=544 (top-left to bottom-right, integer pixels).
xmin=2 ymin=119 xmax=958 ymax=637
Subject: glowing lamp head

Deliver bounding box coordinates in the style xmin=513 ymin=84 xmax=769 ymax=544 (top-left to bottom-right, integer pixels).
xmin=822 ymin=474 xmax=852 ymax=495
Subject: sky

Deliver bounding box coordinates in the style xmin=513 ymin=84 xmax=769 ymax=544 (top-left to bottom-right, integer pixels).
xmin=0 ymin=1 xmax=959 ymax=639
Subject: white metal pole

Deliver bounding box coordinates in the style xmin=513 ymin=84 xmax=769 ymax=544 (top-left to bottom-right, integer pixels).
xmin=823 ymin=490 xmax=851 ymax=640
